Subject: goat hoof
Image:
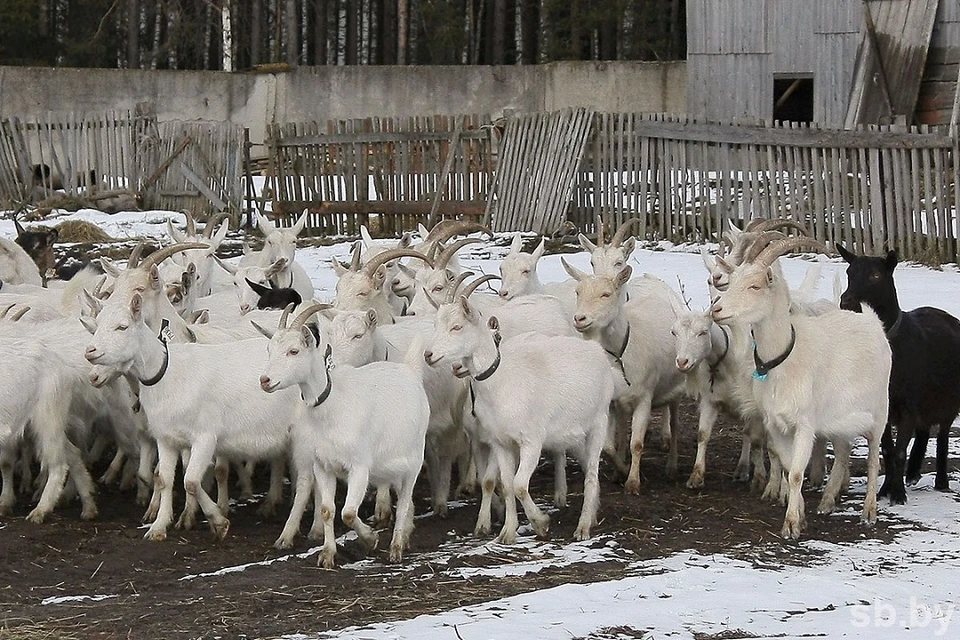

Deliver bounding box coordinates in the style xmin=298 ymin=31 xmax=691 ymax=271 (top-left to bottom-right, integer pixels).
xmin=935 ymin=479 xmax=950 ymax=492
xmin=319 ymin=551 xmax=336 ymax=569
xmin=817 ymin=499 xmax=837 ymax=515
xmin=573 ymin=525 xmax=592 ymax=541
xmin=532 ymin=517 xmax=550 ymax=539
xmin=175 ymin=513 xmax=195 ymax=531
xmin=359 ymin=531 xmax=379 ymax=552
xmin=144 ymin=527 xmax=167 ymax=541
xmin=733 ymin=464 xmax=751 ymax=483
xmin=905 ymin=474 xmax=921 ymax=487
xmin=0 ymin=502 xmax=13 ymax=516
xmin=623 ymin=479 xmax=641 ymax=495
xmin=257 ymin=503 xmax=276 ymax=519
xmin=389 ymin=542 xmax=405 ymax=563
xmin=80 ymin=506 xmax=99 ymax=521
xmin=433 ymin=502 xmax=449 ymax=519
xmin=307 ymin=528 xmax=324 ymax=542
xmin=780 ymin=521 xmax=802 ymax=540
xmin=552 ymin=494 xmax=568 ymax=509
xmin=686 ymin=473 xmax=705 ymax=490
xmin=25 ymin=509 xmax=48 ymax=524
xmin=473 ymin=522 xmax=492 ymax=536
xmin=886 ymin=491 xmax=907 ymax=505
xmin=274 ymin=536 xmax=294 ymax=550
xmin=496 ymin=529 xmax=517 ymax=545
xmin=211 ymin=519 xmax=230 ymax=541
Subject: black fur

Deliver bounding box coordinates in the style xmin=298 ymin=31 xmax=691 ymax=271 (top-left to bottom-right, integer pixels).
xmin=838 ymin=244 xmax=960 ymax=503
xmin=245 ymin=277 xmax=303 ymax=310
xmin=14 ymin=222 xmax=58 ymax=276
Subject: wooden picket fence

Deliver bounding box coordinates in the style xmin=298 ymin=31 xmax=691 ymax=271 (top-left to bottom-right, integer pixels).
xmin=0 ymin=107 xmax=244 ymax=219
xmin=266 ymin=114 xmax=495 ymax=235
xmin=575 ymin=113 xmax=960 ymax=262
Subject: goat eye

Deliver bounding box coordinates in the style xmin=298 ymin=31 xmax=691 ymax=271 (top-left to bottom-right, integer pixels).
xmin=670 ymin=330 xmax=676 ymax=336
xmin=870 ymin=272 xmax=881 ymax=281
xmin=117 ymin=325 xmax=128 ymax=331
xmin=615 ymin=261 xmax=623 ymax=267
xmin=352 ymin=334 xmax=363 ymax=341
xmin=358 ymin=291 xmax=367 ymax=297
xmin=451 ymin=325 xmax=462 ymax=332
xmin=288 ymin=349 xmax=299 ymax=356
xmin=749 ymin=284 xmax=761 ymax=291
xmin=521 ymin=269 xmax=530 ymax=275
xmin=698 ymin=330 xmax=707 ymax=336
xmin=433 ymin=286 xmax=443 ymax=292
xmin=601 ymin=292 xmax=611 ymax=298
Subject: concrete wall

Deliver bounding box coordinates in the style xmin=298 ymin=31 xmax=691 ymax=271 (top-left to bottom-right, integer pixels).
xmin=0 ymin=61 xmax=685 ymax=148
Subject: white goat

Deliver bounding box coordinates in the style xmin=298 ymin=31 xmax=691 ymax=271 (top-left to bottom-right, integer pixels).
xmin=162 ymin=213 xmax=230 ymax=296
xmin=0 ymin=237 xmax=43 ymax=286
xmin=250 ymin=210 xmax=315 ymax=296
xmin=710 ymin=233 xmax=890 ymax=538
xmin=424 ymin=295 xmax=615 ymax=543
xmin=563 ymin=259 xmax=686 ymax=494
xmin=84 ymin=292 xmax=300 ymax=541
xmin=257 ymin=304 xmax=430 ymax=567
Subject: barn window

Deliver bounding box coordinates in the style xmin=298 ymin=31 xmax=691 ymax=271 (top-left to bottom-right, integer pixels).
xmin=773 ymin=76 xmax=814 ymax=123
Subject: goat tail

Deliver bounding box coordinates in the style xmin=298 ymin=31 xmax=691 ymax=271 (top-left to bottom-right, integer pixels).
xmin=403 ymin=333 xmax=427 ymax=381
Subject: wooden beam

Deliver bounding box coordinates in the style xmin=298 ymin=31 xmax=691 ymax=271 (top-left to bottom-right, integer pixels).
xmin=862 ymin=0 xmax=895 ymax=118
xmin=272 ymin=200 xmax=486 ymax=218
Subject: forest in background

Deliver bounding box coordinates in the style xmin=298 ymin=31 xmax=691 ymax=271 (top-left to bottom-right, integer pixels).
xmin=0 ymin=0 xmax=686 ymax=70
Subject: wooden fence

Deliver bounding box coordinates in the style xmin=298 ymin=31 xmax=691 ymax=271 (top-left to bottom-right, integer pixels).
xmin=266 ymin=114 xmax=495 ymax=235
xmin=0 ymin=107 xmax=244 ymax=219
xmin=574 ymin=113 xmax=959 ymax=262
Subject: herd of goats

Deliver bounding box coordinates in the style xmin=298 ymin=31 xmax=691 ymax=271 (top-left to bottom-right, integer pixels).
xmin=0 ymin=210 xmax=958 ymax=569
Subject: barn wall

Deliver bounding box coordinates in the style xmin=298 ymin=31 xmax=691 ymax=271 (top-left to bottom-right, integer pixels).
xmin=918 ymin=0 xmax=960 ymax=125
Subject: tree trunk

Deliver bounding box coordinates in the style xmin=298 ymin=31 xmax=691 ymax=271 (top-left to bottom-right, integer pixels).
xmin=379 ymin=0 xmax=394 ymax=64
xmin=346 ymin=0 xmax=358 ymax=64
xmin=222 ymin=0 xmax=233 ymax=71
xmin=285 ymin=0 xmax=298 ymax=65
xmin=519 ymin=0 xmax=537 ymax=64
xmin=397 ymin=0 xmax=408 ymax=64
xmin=312 ymin=0 xmax=328 ymax=64
xmin=127 ymin=0 xmax=139 ymax=68
xmin=492 ymin=0 xmax=505 ymax=64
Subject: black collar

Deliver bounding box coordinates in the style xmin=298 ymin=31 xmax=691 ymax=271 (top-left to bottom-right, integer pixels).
xmin=473 ymin=331 xmax=502 ymax=382
xmin=886 ymin=311 xmax=903 ymax=339
xmin=139 ymin=319 xmax=172 ymax=386
xmin=605 ymin=323 xmax=631 ymax=384
xmin=752 ymin=325 xmax=796 ymax=380
xmin=708 ymin=326 xmax=730 ymax=391
xmin=304 ymin=343 xmax=334 ymax=407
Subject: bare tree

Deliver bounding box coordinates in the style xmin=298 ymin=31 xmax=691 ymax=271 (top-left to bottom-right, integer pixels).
xmin=127 ymin=0 xmax=139 ymax=68
xmin=397 ymin=0 xmax=407 ymax=64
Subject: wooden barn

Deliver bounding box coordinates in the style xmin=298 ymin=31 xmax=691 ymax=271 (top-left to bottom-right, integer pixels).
xmin=686 ymin=0 xmax=960 ymax=127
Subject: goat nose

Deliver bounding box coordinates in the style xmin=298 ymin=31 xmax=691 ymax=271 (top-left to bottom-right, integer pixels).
xmin=424 ymin=350 xmax=433 ymax=364
xmin=259 ymin=375 xmax=271 ymax=386
xmin=677 ymin=358 xmax=689 ymax=370
xmin=574 ymin=314 xmax=586 ymax=324
xmin=84 ymin=346 xmax=97 ymax=361
xmin=499 ymin=289 xmax=509 ymax=298
xmin=711 ymin=304 xmax=723 ymax=315
xmin=391 ymin=278 xmax=401 ymax=286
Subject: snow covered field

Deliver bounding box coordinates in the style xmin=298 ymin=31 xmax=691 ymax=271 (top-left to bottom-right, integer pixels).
xmin=4 ymin=208 xmax=960 ymax=639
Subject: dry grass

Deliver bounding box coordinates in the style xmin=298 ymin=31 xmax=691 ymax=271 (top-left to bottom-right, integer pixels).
xmin=54 ymin=220 xmax=115 ymax=243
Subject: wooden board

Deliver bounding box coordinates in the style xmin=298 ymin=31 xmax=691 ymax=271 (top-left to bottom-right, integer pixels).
xmin=844 ymin=0 xmax=942 ymax=126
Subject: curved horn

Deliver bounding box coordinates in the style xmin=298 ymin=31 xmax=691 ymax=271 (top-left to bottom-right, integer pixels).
xmin=424 ymin=220 xmax=492 ymax=244
xmin=349 ymin=241 xmax=362 ymax=271
xmin=742 ymin=231 xmax=789 ymax=265
xmin=596 ymin=215 xmax=605 ymax=246
xmin=290 ymin=302 xmax=335 ymax=330
xmin=202 ymin=212 xmax=230 ymax=238
xmin=183 ymin=210 xmax=197 ymax=237
xmin=611 ymin=218 xmax=642 ymax=247
xmin=753 ymin=236 xmax=829 ymax=270
xmin=140 ymin=242 xmax=208 ymax=271
xmin=744 ymin=218 xmax=768 ymax=232
xmin=127 ymin=240 xmax=148 ymax=268
xmin=435 ymin=237 xmax=483 ymax=272
xmin=279 ymin=303 xmax=295 ymax=330
xmin=752 ymin=219 xmax=812 ymax=237
xmin=445 ymin=270 xmax=476 ymax=303
xmin=362 ymin=249 xmax=433 ymax=277
xmin=462 ymin=274 xmax=501 ymax=299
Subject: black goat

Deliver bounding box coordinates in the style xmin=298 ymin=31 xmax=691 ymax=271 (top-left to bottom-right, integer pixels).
xmin=245 ymin=278 xmax=302 ymax=310
xmin=14 ymin=219 xmax=58 ymax=279
xmin=838 ymin=244 xmax=960 ymax=503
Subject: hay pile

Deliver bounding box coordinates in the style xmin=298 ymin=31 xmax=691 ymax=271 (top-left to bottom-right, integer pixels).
xmin=54 ymin=220 xmax=115 ymax=243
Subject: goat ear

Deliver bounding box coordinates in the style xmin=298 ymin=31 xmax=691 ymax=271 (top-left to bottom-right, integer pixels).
xmin=255 ymin=211 xmax=276 ymax=235
xmin=487 ymin=315 xmax=499 ymax=332
xmin=290 ymin=210 xmax=308 ymax=236
xmin=14 ymin=218 xmax=25 ymax=238
xmin=360 ymin=225 xmax=374 ymax=248
xmin=250 ymin=320 xmax=275 ymax=340
xmin=836 ymin=243 xmax=856 ymax=264
xmin=99 ymin=257 xmax=122 ymax=278
xmin=130 ymin=292 xmax=143 ymax=319
xmin=79 ymin=315 xmax=98 ymax=335
xmin=885 ymin=250 xmax=898 ymax=271
xmin=417 ymin=223 xmax=430 ymax=238
xmin=149 ymin=264 xmax=162 ymax=291
xmin=700 ymin=246 xmax=716 ymax=271
xmin=726 ymin=220 xmax=743 ymax=239
xmin=48 ymin=228 xmax=59 ymax=243
xmin=245 ymin=277 xmax=270 ymax=295
xmin=561 ymin=257 xmax=587 ymax=281
xmin=766 ymin=268 xmax=775 ymax=284
xmin=366 ymin=308 xmax=378 ymax=328
xmin=621 ymin=237 xmax=636 ymax=258
xmin=331 ymin=256 xmax=349 ymax=276
xmin=510 ymin=232 xmax=523 ymax=254
xmin=266 ymin=258 xmax=288 ymax=278
xmin=214 ymin=255 xmax=238 ymax=275
xmin=614 ymin=266 xmax=632 ymax=289
xmin=190 ymin=309 xmax=210 ymax=324
xmin=300 ymin=324 xmax=318 ymax=348
xmin=578 ymin=233 xmax=598 ymax=253
xmin=398 ymin=232 xmax=413 ymax=249
xmin=445 ymin=269 xmax=456 ymax=282
xmin=186 ymin=262 xmax=197 ymax=276
xmin=167 ymin=218 xmax=188 ymax=243
xmin=532 ymin=237 xmax=546 ymax=261
xmin=208 ymin=221 xmax=229 ymax=249
xmin=372 ymin=264 xmax=387 ymax=286
xmin=458 ymin=294 xmax=474 ymax=320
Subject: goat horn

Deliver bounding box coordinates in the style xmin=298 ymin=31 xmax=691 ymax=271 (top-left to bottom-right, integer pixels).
xmin=203 ymin=212 xmax=229 ymax=238
xmin=183 ymin=210 xmax=197 ymax=237
xmin=435 ymin=237 xmax=483 ymax=273
xmin=445 ymin=271 xmax=476 ymax=303
xmin=362 ymin=249 xmax=432 ymax=277
xmin=278 ymin=303 xmax=295 ymax=329
xmin=596 ymin=215 xmax=606 ymax=246
xmin=744 ymin=218 xmax=768 ymax=232
xmin=611 ymin=218 xmax=642 ymax=247
xmin=752 ymin=219 xmax=812 ymax=237
xmin=349 ymin=241 xmax=362 ymax=271
xmin=753 ymin=236 xmax=829 ymax=270
xmin=0 ymin=303 xmax=15 ymax=318
xmin=139 ymin=242 xmax=208 ymax=271
xmin=11 ymin=306 xmax=30 ymax=321
xmin=743 ymin=231 xmax=789 ymax=265
xmin=462 ymin=274 xmax=501 ymax=299
xmin=290 ymin=302 xmax=334 ymax=330
xmin=424 ymin=220 xmax=492 ymax=244
xmin=127 ymin=240 xmax=147 ymax=268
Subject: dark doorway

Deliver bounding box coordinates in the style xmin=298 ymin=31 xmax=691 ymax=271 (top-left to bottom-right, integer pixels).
xmin=773 ymin=77 xmax=814 ymax=123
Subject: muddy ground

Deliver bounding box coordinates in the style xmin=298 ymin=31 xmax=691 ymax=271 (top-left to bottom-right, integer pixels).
xmin=0 ymin=399 xmax=931 ymax=640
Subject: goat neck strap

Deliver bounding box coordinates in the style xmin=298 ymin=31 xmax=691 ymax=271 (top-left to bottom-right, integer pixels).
xmin=752 ymin=325 xmax=796 ymax=381
xmin=304 ymin=343 xmax=334 ymax=407
xmin=604 ymin=323 xmax=631 ymax=386
xmin=886 ymin=311 xmax=903 ymax=339
xmin=708 ymin=326 xmax=730 ymax=391
xmin=473 ymin=331 xmax=502 ymax=381
xmin=139 ymin=319 xmax=172 ymax=387
xmin=400 ymin=300 xmax=409 ymax=317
